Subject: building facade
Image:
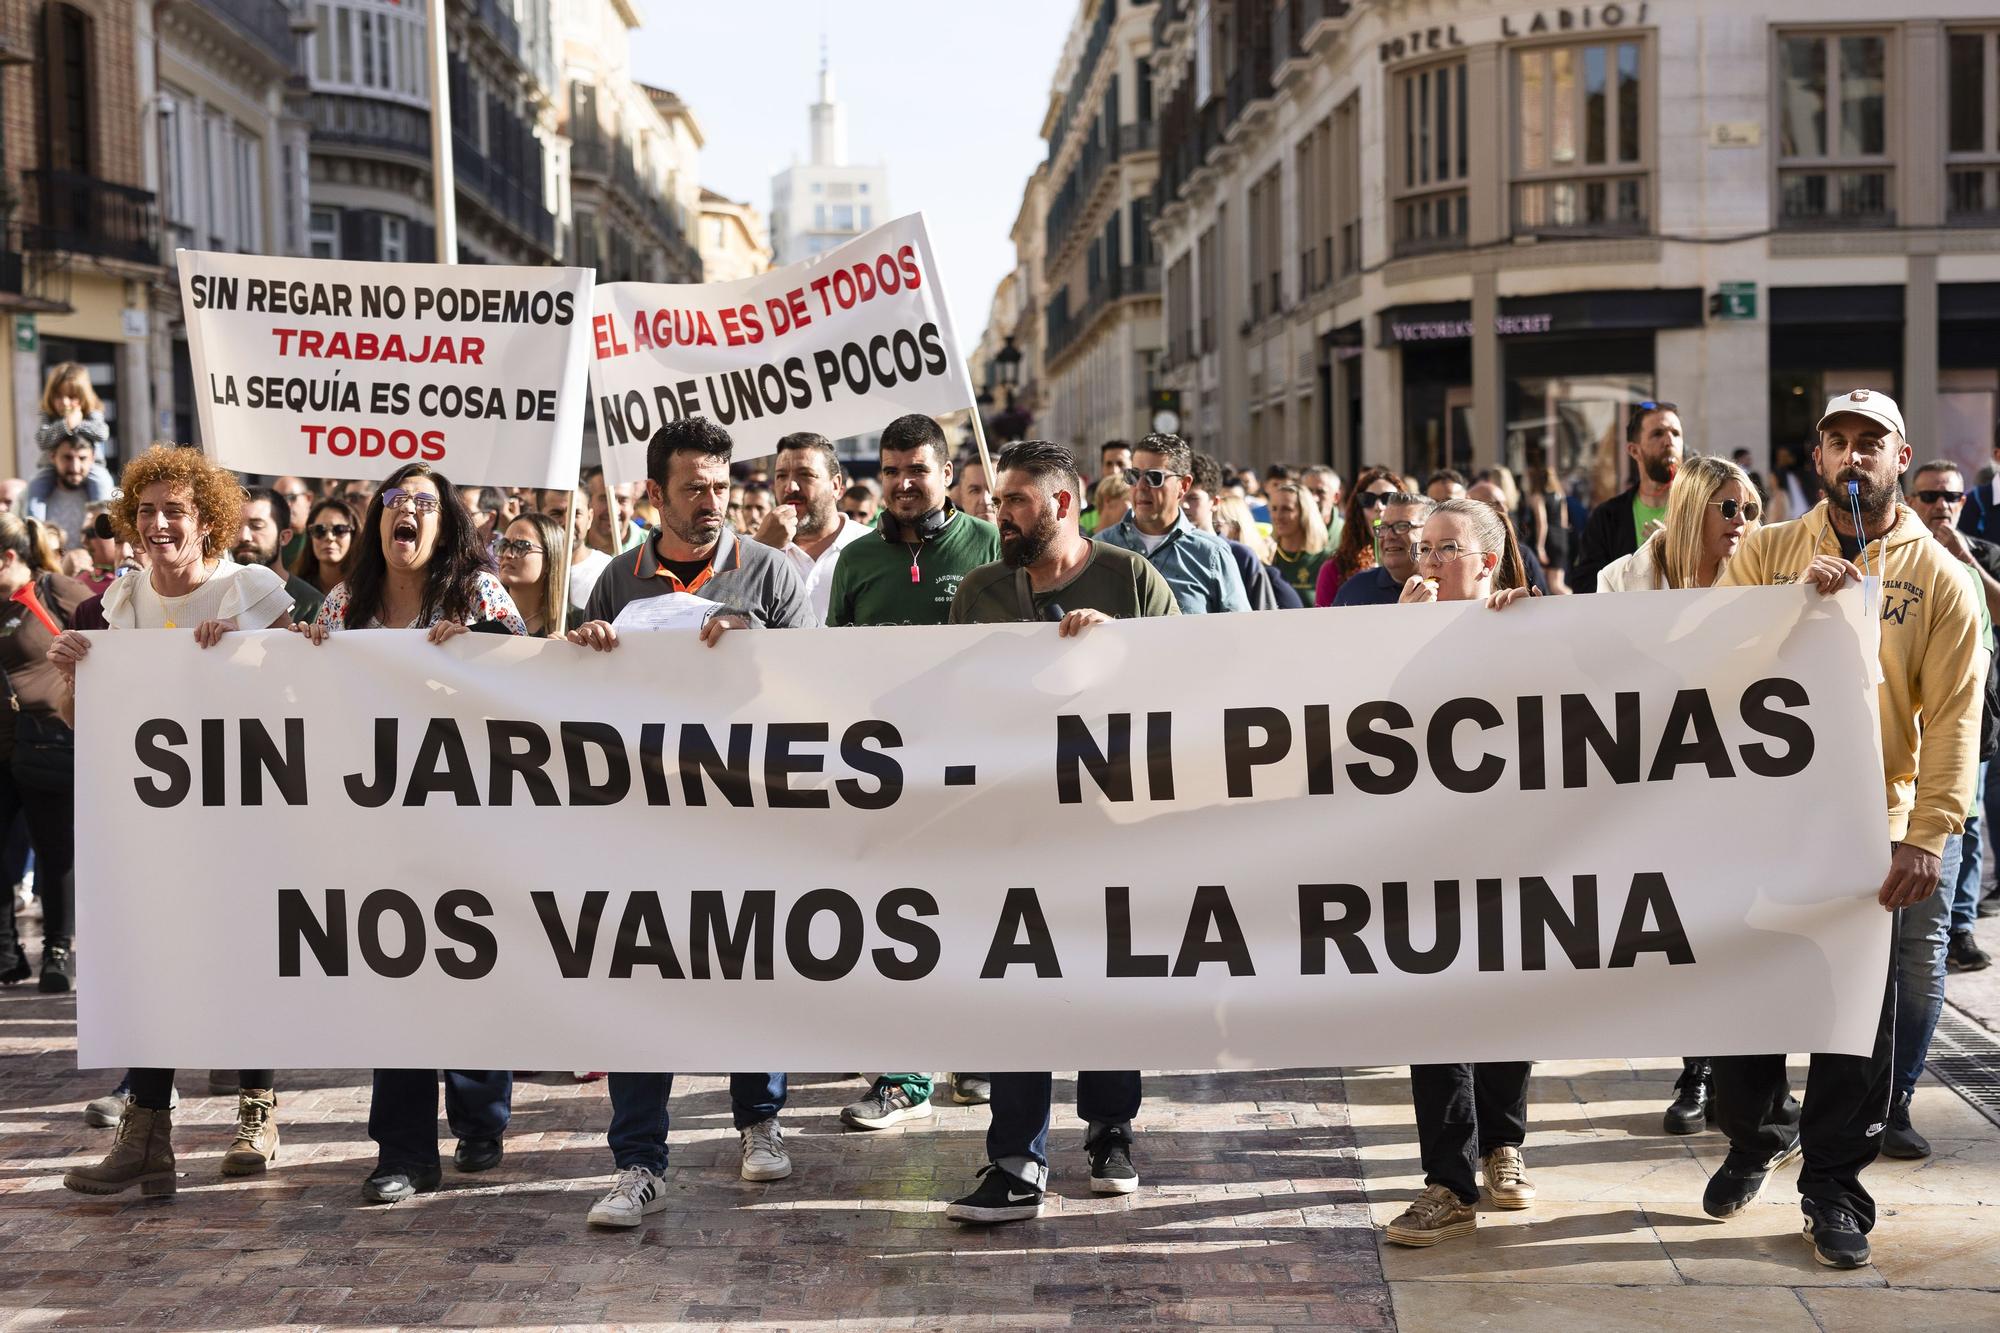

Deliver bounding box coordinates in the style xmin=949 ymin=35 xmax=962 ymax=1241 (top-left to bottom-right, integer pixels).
xmin=3 ymin=0 xmax=164 ymax=471
xmin=697 ymin=186 xmax=770 ymax=283
xmin=1039 ymin=0 xmax=1162 ymax=451
xmin=1145 ymin=0 xmax=2000 ymax=497
xmin=769 ymin=54 xmax=888 ymax=265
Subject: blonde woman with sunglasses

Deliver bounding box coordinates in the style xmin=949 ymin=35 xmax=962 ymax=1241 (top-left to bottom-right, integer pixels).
xmin=1597 ymin=456 xmax=1761 ymax=592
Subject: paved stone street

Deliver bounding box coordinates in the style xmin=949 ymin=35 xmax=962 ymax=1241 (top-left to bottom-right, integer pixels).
xmin=3 ymin=914 xmax=1997 ymax=1330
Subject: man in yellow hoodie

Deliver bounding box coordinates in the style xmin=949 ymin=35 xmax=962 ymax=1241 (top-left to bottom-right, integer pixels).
xmin=1705 ymin=389 xmax=1981 ymax=1269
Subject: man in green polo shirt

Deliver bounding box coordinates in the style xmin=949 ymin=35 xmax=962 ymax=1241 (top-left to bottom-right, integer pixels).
xmin=828 ymin=413 xmax=1001 ymax=1130
xmin=825 ymin=414 xmax=1000 ymax=628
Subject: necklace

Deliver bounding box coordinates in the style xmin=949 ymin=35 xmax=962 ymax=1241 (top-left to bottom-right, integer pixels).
xmin=150 ymin=562 xmax=216 ymax=629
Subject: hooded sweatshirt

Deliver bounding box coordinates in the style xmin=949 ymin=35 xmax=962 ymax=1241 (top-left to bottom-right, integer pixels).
xmin=1718 ymin=500 xmax=1979 ymax=855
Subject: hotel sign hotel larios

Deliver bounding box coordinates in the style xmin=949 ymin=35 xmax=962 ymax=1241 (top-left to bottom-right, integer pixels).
xmin=75 ymin=586 xmax=1890 ymax=1071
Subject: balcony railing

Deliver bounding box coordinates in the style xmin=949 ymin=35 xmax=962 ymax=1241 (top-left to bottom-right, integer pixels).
xmin=310 ymin=94 xmax=430 ymax=157
xmin=1778 ymin=168 xmax=1894 ymax=229
xmin=1046 ymin=264 xmax=1160 ymax=362
xmin=1947 ymin=166 xmax=2000 ymax=227
xmin=1045 ymin=121 xmax=1161 ymax=267
xmin=20 ymin=170 xmax=159 ymax=266
xmin=193 ymin=0 xmax=297 ymax=68
xmin=474 ymin=0 xmax=521 ymax=60
xmin=571 ymin=136 xmax=610 ymax=178
xmin=451 ymin=130 xmax=555 ymax=252
xmin=1512 ymin=176 xmax=1650 ymax=238
xmin=1393 ymin=187 xmax=1469 ymax=258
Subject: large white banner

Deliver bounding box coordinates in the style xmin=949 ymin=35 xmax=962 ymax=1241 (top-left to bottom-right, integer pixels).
xmin=179 ymin=251 xmax=593 ymax=487
xmin=587 ymin=213 xmax=976 ymax=488
xmin=77 ymin=588 xmax=1891 ymax=1070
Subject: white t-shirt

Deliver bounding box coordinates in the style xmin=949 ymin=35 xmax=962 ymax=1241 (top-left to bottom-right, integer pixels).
xmin=1136 ymin=530 xmax=1171 ymax=555
xmin=101 ymin=558 xmax=293 ymax=631
xmin=775 ymin=515 xmax=872 ymax=625
xmin=568 ymin=546 xmax=613 ymax=608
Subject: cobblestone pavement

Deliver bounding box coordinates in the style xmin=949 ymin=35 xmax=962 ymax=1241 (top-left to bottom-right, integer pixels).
xmin=3 ymin=914 xmax=1997 ymax=1330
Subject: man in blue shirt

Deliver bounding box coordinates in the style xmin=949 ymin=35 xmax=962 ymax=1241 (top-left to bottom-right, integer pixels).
xmin=1097 ymin=433 xmax=1249 ymax=613
xmin=1333 ymin=493 xmax=1432 ymax=606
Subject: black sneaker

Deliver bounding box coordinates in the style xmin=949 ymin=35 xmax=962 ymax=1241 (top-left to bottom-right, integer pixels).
xmin=1662 ymin=1059 xmax=1712 ymax=1136
xmin=1087 ymin=1133 xmax=1139 ymax=1195
xmin=453 ymin=1137 xmax=504 ymax=1173
xmin=1702 ymin=1136 xmax=1802 ymax=1218
xmin=1881 ymin=1090 xmax=1930 ymax=1160
xmin=1802 ymin=1199 xmax=1870 ymax=1268
xmin=362 ymin=1164 xmax=442 ymax=1204
xmin=37 ymin=946 xmax=72 ymax=994
xmin=945 ymin=1164 xmax=1044 ymax=1224
xmin=1947 ymin=930 xmax=1992 ymax=973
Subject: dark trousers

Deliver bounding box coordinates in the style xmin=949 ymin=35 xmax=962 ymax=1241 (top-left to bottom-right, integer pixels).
xmin=367 ymin=1069 xmax=512 ymax=1171
xmin=987 ymin=1071 xmax=1142 ymax=1170
xmin=0 ymin=768 xmax=73 ymax=953
xmin=605 ymin=1071 xmax=789 ymax=1174
xmin=1710 ymin=958 xmax=1896 ymax=1232
xmin=1410 ymin=1062 xmax=1532 ymax=1204
xmin=128 ymin=1068 xmax=274 ymax=1111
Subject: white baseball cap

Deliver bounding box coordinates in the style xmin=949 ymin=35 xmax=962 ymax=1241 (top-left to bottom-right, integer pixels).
xmin=1816 ymin=388 xmax=1906 ymax=438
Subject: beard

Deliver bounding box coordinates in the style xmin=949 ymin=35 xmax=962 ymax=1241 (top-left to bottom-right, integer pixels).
xmin=795 ymin=497 xmax=836 ymax=539
xmin=1642 ymin=452 xmax=1677 ymax=486
xmin=1000 ymin=508 xmax=1060 ymax=569
xmin=1819 ymin=462 xmax=1897 ymax=522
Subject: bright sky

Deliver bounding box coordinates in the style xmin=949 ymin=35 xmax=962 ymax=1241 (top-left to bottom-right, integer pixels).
xmin=629 ymin=0 xmax=1075 ymax=359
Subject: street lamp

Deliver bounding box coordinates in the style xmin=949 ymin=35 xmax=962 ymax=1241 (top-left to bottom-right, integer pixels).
xmin=993 ymin=335 xmax=1022 ymax=404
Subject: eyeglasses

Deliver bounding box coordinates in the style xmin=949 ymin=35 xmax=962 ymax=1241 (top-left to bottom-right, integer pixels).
xmin=1914 ymin=489 xmax=1966 ymax=506
xmin=1358 ymin=492 xmax=1396 ymax=509
xmin=279 ymin=491 xmax=311 ymax=503
xmin=495 ymin=538 xmax=544 ymax=557
xmin=1710 ymin=498 xmax=1762 ymax=522
xmin=1124 ymin=467 xmax=1183 ymax=489
xmin=309 ymin=522 xmax=353 ymax=539
xmin=380 ymin=489 xmax=440 ymax=514
xmin=1374 ymin=519 xmax=1420 ymax=536
xmin=1411 ymin=542 xmax=1487 ymax=565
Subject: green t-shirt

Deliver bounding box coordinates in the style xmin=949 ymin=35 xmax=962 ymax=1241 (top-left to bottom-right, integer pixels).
xmin=1270 ymin=547 xmax=1330 ymax=604
xmin=951 ymin=540 xmax=1180 ymax=624
xmin=1633 ymin=497 xmax=1667 ymax=547
xmin=825 ymin=510 xmax=1001 ymax=626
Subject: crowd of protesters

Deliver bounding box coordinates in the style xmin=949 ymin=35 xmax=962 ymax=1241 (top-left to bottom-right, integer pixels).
xmin=2 ymin=357 xmax=1994 ymax=1271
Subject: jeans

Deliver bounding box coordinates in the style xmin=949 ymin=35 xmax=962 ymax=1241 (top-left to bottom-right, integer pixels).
xmin=1710 ymin=955 xmax=1896 ymax=1232
xmin=128 ymin=1069 xmax=274 ymax=1111
xmin=1409 ymin=1062 xmax=1532 ymax=1204
xmin=605 ymin=1072 xmax=788 ymax=1174
xmin=1893 ymin=839 xmax=1956 ymax=1101
xmin=1951 ymin=762 xmax=1987 ymax=934
xmin=367 ymin=1070 xmax=513 ymax=1171
xmin=986 ymin=1071 xmax=1142 ymax=1188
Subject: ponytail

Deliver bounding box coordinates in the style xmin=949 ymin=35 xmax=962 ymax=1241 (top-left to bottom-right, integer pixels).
xmin=0 ymin=513 xmax=59 ymax=574
xmin=1429 ymin=497 xmax=1529 ymax=592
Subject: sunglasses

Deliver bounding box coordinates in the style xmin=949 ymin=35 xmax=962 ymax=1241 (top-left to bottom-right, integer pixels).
xmin=309 ymin=522 xmax=354 ymax=539
xmin=89 ymin=513 xmax=117 ymax=541
xmin=380 ymin=488 xmax=440 ymax=514
xmin=1123 ymin=467 xmax=1182 ymax=489
xmin=1913 ymin=490 xmax=1965 ymax=506
xmin=1358 ymin=492 xmax=1396 ymax=509
xmin=494 ymin=538 xmax=544 ymax=557
xmin=1710 ymin=498 xmax=1762 ymax=522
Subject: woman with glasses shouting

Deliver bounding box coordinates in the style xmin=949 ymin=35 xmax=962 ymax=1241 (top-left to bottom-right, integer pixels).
xmin=297 ymin=462 xmax=520 ymax=1202
xmin=290 ymin=497 xmax=361 ymax=598
xmin=1384 ymin=496 xmax=1536 ymax=1248
xmin=1315 ymin=467 xmax=1401 ymax=606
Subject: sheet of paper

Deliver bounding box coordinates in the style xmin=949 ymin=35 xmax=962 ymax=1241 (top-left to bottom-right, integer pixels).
xmin=609 ymin=591 xmax=723 ymax=632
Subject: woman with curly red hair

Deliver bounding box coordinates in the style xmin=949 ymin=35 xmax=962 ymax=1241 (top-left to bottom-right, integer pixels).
xmin=47 ymin=443 xmax=294 ymax=1200
xmin=1313 ymin=467 xmax=1400 ymax=606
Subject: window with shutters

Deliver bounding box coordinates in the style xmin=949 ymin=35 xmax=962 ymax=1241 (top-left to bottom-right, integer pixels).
xmin=1775 ymin=31 xmax=1893 ymax=227
xmin=1512 ymin=38 xmax=1650 ymax=236
xmin=1391 ymin=60 xmax=1469 ymax=255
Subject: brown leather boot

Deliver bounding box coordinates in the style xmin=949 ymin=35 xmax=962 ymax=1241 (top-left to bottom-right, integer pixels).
xmin=63 ymin=1102 xmax=176 ymax=1197
xmin=219 ymin=1090 xmax=278 ymax=1176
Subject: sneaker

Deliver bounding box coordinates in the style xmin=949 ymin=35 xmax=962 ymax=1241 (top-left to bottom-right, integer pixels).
xmin=1702 ymin=1135 xmax=1803 ymax=1219
xmin=739 ymin=1117 xmax=792 ymax=1181
xmin=949 ymin=1073 xmax=992 ymax=1105
xmin=586 ymin=1166 xmax=668 ymax=1229
xmin=1086 ymin=1133 xmax=1139 ymax=1195
xmin=37 ymin=945 xmax=72 ymax=994
xmin=945 ymin=1164 xmax=1045 ymax=1224
xmin=1481 ymin=1145 xmax=1536 ymax=1209
xmin=1947 ymin=930 xmax=1992 ymax=972
xmin=0 ymin=947 xmax=29 ymax=986
xmin=361 ymin=1164 xmax=441 ymax=1204
xmin=83 ymin=1075 xmax=175 ymax=1127
xmin=840 ymin=1081 xmax=934 ymax=1131
xmin=1385 ymin=1183 xmax=1478 ymax=1247
xmin=1881 ymin=1090 xmax=1931 ymax=1160
xmin=1802 ymin=1199 xmax=1870 ymax=1269
xmin=1662 ymin=1058 xmax=1713 ymax=1135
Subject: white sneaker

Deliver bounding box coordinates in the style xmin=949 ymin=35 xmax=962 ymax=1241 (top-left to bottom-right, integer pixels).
xmin=586 ymin=1166 xmax=668 ymax=1229
xmin=739 ymin=1117 xmax=792 ymax=1181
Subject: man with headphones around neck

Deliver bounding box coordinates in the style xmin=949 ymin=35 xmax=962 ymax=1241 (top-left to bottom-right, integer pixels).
xmin=825 ymin=412 xmax=1000 ymax=1129
xmin=825 ymin=414 xmax=1000 ymax=630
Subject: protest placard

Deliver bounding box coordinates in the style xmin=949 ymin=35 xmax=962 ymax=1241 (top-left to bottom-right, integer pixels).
xmin=588 ymin=213 xmax=976 ymax=488
xmin=178 ymin=252 xmax=593 ymax=487
xmin=77 ymin=587 xmax=1889 ymax=1070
